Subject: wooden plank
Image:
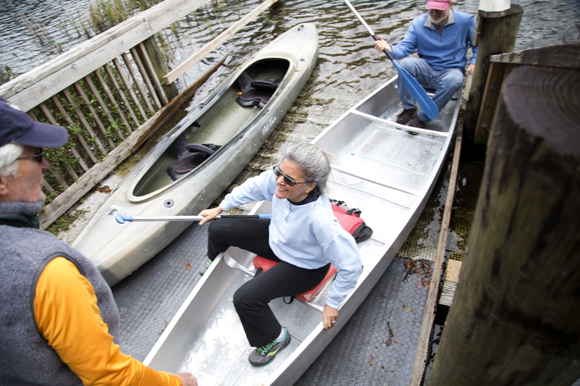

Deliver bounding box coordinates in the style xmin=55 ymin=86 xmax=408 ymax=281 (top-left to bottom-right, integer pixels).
xmin=62 ymin=88 xmax=108 ymax=155
xmin=163 ymin=0 xmax=277 ymax=85
xmin=51 ymin=95 xmax=97 ymax=166
xmin=409 ymin=111 xmax=465 ymax=386
xmin=47 ymin=164 xmax=69 ymax=190
xmin=39 ymin=102 xmax=86 ymax=177
xmin=104 ymin=63 xmax=140 ymax=128
xmin=84 ymin=74 xmax=124 ymax=140
xmin=73 ymin=81 xmax=116 ymax=148
xmin=474 ymin=62 xmax=511 ymax=144
xmin=95 ymin=68 xmax=132 ymax=135
xmin=122 ymin=52 xmax=155 ymax=112
xmin=39 ymin=54 xmax=227 ymax=229
xmin=137 ymin=43 xmax=168 ymax=106
xmin=490 ymin=42 xmax=580 ymax=69
xmin=113 ymin=57 xmax=148 ymax=121
xmin=439 ymin=281 xmax=457 ymax=308
xmin=131 ymin=46 xmax=163 ymax=109
xmin=42 ymin=179 xmax=56 ymax=195
xmin=0 ymin=0 xmax=212 ymax=110
xmin=445 ymin=260 xmax=462 ymax=283
xmin=439 ymin=260 xmax=462 ymax=307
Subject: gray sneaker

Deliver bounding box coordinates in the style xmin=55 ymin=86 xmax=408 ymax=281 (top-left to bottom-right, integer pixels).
xmin=198 ymin=259 xmax=212 ymax=276
xmin=248 ymin=327 xmax=291 ymax=367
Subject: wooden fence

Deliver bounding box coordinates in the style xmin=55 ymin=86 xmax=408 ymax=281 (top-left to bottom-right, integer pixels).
xmin=0 ymin=0 xmax=277 ymax=229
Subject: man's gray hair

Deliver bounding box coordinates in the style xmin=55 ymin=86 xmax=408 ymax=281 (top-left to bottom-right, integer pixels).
xmin=279 ymin=143 xmax=331 ymax=195
xmin=0 ymin=143 xmax=25 ymax=177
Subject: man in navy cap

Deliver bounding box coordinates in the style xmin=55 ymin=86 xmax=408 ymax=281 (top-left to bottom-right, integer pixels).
xmin=0 ymin=96 xmax=198 ymax=386
xmin=374 ymin=0 xmax=477 ymax=129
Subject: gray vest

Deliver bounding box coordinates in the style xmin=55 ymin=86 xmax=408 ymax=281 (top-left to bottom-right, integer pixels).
xmin=0 ymin=202 xmax=120 ymax=386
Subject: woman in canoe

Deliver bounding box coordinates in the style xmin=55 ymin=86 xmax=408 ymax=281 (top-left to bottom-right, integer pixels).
xmin=198 ymin=143 xmax=362 ymax=367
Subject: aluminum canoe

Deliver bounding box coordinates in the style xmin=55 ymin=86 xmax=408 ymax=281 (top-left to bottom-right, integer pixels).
xmin=143 ymin=76 xmax=462 ymax=385
xmin=71 ymin=23 xmax=319 ymax=286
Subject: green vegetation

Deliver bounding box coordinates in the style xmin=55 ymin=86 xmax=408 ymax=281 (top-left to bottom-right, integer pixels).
xmin=46 ymin=209 xmax=88 ymax=235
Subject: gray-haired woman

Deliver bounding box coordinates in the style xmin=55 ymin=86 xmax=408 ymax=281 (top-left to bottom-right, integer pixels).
xmin=198 ymin=143 xmax=362 ymax=367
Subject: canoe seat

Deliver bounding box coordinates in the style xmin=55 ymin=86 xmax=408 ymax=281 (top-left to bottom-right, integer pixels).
xmin=236 ymin=72 xmax=280 ymax=108
xmin=252 ymin=256 xmax=338 ymax=302
xmin=167 ymin=134 xmax=221 ymax=180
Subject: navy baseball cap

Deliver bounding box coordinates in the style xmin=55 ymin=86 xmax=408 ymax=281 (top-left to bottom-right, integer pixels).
xmin=0 ymin=97 xmax=68 ymax=148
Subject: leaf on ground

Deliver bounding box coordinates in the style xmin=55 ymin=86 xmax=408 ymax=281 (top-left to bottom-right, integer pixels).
xmin=385 ymin=321 xmax=395 ymax=346
xmin=394 ymin=340 xmax=402 ymax=345
xmin=397 ymin=297 xmax=414 ymax=313
xmin=379 ymin=293 xmax=387 ymax=298
xmin=370 ymin=355 xmax=374 ymax=365
xmin=185 ymin=262 xmax=191 ymax=271
xmin=421 ymin=276 xmax=430 ymax=289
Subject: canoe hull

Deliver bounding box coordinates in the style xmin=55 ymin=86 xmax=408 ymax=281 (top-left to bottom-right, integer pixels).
xmin=144 ymin=76 xmax=462 ymax=384
xmin=71 ymin=24 xmax=319 ymax=286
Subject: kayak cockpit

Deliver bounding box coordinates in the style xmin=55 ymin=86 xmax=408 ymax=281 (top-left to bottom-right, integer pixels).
xmin=131 ymin=58 xmax=290 ymax=197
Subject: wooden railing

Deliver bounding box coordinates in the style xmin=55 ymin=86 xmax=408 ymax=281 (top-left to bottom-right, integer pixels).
xmin=0 ymin=0 xmax=277 ymax=229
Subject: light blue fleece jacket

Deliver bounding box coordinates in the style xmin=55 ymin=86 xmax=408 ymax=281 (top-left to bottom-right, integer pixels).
xmin=391 ymin=9 xmax=478 ymax=72
xmin=220 ymin=170 xmax=363 ymax=309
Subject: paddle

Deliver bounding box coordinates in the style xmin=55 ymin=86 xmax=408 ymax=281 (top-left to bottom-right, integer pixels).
xmin=343 ymin=0 xmax=439 ymax=121
xmin=115 ymin=214 xmax=272 ymax=224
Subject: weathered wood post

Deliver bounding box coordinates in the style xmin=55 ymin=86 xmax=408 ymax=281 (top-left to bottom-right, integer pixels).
xmin=464 ymin=1 xmax=522 ymax=142
xmin=426 ymin=66 xmax=580 ymax=385
xmin=141 ymin=36 xmax=179 ymax=102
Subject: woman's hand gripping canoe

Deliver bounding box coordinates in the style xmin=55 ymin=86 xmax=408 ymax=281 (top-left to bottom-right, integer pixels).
xmin=323 ymin=304 xmax=339 ymax=329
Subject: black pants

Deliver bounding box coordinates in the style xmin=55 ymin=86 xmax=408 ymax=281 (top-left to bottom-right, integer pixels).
xmin=207 ymin=218 xmax=330 ymax=347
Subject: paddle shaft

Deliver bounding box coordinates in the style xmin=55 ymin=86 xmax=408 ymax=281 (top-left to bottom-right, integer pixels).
xmin=342 ymin=0 xmax=396 ymax=60
xmin=342 ymin=0 xmax=439 ymax=120
xmin=116 ymin=214 xmax=271 ymax=224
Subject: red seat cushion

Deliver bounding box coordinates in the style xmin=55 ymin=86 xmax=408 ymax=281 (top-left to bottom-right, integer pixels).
xmin=252 ymin=255 xmax=338 ymax=302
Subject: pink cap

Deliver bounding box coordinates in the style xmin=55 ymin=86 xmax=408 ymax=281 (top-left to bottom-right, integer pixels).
xmin=426 ymin=0 xmax=451 ymax=10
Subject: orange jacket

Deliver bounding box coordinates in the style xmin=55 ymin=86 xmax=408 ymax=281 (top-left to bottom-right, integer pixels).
xmin=34 ymin=257 xmax=181 ymax=386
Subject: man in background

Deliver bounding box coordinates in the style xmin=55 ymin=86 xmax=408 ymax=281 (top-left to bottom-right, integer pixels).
xmin=375 ymin=0 xmax=477 ymax=128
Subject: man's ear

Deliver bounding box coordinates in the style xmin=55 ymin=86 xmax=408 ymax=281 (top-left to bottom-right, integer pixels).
xmin=0 ymin=175 xmax=9 ymax=197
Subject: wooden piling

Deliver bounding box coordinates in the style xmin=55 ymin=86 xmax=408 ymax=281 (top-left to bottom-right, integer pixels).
xmin=464 ymin=4 xmax=522 ymax=143
xmin=426 ymin=66 xmax=580 ymax=385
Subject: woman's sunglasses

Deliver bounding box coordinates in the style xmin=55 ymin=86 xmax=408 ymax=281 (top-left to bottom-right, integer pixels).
xmin=16 ymin=148 xmax=44 ymax=163
xmin=273 ymin=165 xmax=309 ymax=186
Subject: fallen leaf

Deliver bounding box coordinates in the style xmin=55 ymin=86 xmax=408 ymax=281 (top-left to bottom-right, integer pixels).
xmin=185 ymin=262 xmax=191 ymax=271
xmin=405 ymin=306 xmax=415 ymax=313
xmin=394 ymin=340 xmax=402 ymax=345
xmin=421 ymin=276 xmax=430 ymax=289
xmin=370 ymin=356 xmax=374 ymax=366
xmin=385 ymin=321 xmax=395 ymax=346
xmin=379 ymin=293 xmax=387 ymax=298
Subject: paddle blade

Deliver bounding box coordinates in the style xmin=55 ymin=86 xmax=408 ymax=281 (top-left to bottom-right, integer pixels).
xmin=392 ymin=59 xmax=439 ymax=121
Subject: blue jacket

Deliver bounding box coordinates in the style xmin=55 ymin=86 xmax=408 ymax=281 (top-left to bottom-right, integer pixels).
xmin=391 ymin=9 xmax=478 ymax=72
xmin=220 ymin=170 xmax=363 ymax=309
